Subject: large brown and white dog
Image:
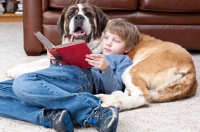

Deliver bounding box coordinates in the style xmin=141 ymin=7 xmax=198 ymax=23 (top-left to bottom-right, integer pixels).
xmin=6 ymin=3 xmax=108 ymax=78
xmin=96 ymin=33 xmax=198 ymax=111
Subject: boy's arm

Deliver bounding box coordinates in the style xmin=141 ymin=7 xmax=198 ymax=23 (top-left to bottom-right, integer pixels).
xmin=99 ymin=56 xmax=132 ymax=94
xmin=99 ymin=66 xmax=121 ymax=94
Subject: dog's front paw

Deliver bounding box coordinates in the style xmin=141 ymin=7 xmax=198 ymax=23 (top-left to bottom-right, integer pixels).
xmin=95 ymin=94 xmax=110 ymax=101
xmin=95 ymin=94 xmax=120 ymax=108
xmin=95 ymin=94 xmax=104 ymax=99
xmin=6 ymin=68 xmax=21 ymax=78
xmin=101 ymin=101 xmax=117 ymax=107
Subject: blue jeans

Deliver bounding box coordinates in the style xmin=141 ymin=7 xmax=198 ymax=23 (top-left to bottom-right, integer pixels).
xmin=0 ymin=65 xmax=100 ymax=127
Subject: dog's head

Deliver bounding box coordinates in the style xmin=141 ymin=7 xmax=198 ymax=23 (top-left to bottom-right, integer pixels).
xmin=57 ymin=3 xmax=109 ymax=53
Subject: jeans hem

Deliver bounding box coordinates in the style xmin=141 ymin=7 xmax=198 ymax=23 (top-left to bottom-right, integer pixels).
xmin=39 ymin=108 xmax=46 ymax=126
xmin=83 ymin=100 xmax=101 ymax=127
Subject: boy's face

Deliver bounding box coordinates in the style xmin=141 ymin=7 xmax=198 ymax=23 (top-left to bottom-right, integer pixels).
xmin=101 ymin=30 xmax=130 ymax=55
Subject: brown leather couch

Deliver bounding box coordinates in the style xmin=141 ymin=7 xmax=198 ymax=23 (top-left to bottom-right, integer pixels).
xmin=23 ymin=0 xmax=200 ymax=56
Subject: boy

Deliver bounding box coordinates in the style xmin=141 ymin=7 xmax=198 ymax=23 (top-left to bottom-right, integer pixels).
xmin=0 ymin=18 xmax=139 ymax=132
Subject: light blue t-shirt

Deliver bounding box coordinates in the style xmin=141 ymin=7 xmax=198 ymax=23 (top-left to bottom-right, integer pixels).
xmin=91 ymin=55 xmax=132 ymax=94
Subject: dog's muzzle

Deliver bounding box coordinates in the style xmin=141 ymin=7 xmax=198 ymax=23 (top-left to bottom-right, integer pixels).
xmin=70 ymin=14 xmax=92 ymax=43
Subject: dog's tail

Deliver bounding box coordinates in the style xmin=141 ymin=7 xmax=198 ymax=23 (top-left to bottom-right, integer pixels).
xmin=150 ymin=70 xmax=198 ymax=103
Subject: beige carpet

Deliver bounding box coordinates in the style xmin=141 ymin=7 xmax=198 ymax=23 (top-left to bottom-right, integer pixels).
xmin=0 ymin=22 xmax=200 ymax=132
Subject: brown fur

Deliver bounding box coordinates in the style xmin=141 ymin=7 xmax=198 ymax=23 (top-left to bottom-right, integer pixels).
xmin=127 ymin=33 xmax=197 ymax=103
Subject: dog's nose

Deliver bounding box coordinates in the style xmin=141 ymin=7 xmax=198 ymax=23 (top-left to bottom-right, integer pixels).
xmin=75 ymin=14 xmax=84 ymax=27
xmin=75 ymin=14 xmax=84 ymax=21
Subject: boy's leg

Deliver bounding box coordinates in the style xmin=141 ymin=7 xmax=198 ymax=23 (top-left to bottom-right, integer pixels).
xmin=0 ymin=79 xmax=74 ymax=132
xmin=12 ymin=65 xmax=100 ymax=125
xmin=12 ymin=65 xmax=119 ymax=131
xmin=0 ymin=79 xmax=44 ymax=125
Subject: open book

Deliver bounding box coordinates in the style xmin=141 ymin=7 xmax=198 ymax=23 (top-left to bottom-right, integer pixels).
xmin=34 ymin=31 xmax=92 ymax=69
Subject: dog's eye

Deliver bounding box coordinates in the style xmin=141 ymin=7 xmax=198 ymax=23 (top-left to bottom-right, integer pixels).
xmin=85 ymin=12 xmax=92 ymax=17
xmin=68 ymin=12 xmax=75 ymax=19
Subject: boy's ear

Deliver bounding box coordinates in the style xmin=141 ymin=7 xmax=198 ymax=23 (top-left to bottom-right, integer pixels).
xmin=124 ymin=48 xmax=131 ymax=53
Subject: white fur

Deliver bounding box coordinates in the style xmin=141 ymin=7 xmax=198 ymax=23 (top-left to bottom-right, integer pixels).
xmin=69 ymin=4 xmax=92 ymax=36
xmin=77 ymin=4 xmax=92 ymax=35
xmin=6 ymin=58 xmax=49 ymax=78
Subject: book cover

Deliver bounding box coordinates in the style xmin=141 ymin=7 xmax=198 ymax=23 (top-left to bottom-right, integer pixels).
xmin=34 ymin=31 xmax=92 ymax=69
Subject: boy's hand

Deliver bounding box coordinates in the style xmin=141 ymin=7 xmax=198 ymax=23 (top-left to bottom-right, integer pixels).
xmin=85 ymin=54 xmax=109 ymax=72
xmin=47 ymin=50 xmax=57 ymax=65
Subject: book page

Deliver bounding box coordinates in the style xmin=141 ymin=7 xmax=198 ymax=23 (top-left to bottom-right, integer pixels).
xmin=34 ymin=32 xmax=55 ymax=49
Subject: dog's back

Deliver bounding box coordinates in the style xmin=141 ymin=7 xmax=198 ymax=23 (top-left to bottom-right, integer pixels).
xmin=127 ymin=34 xmax=197 ymax=103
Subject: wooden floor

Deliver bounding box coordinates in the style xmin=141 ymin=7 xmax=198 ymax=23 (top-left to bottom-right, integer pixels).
xmin=0 ymin=13 xmax=23 ymax=22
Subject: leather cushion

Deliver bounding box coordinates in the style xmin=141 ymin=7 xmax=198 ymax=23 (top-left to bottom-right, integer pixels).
xmin=49 ymin=0 xmax=138 ymax=10
xmin=135 ymin=11 xmax=200 ymax=25
xmin=140 ymin=0 xmax=200 ymax=12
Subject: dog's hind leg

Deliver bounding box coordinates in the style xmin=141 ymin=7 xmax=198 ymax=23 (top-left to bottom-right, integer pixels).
xmin=118 ymin=85 xmax=151 ymax=111
xmin=150 ymin=72 xmax=198 ymax=103
xmin=96 ymin=90 xmax=149 ymax=111
xmin=123 ymin=66 xmax=152 ymax=100
xmin=96 ymin=73 xmax=152 ymax=111
xmin=100 ymin=65 xmax=152 ymax=111
xmin=103 ymin=72 xmax=151 ymax=111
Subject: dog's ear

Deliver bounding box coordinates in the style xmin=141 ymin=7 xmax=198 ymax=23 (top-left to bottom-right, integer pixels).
xmin=57 ymin=7 xmax=68 ymax=39
xmin=91 ymin=4 xmax=109 ymax=38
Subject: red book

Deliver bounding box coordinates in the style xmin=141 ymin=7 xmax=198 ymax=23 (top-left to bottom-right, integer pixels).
xmin=34 ymin=31 xmax=92 ymax=69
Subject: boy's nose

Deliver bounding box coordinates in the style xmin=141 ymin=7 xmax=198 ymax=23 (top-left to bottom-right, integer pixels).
xmin=106 ymin=39 xmax=112 ymax=46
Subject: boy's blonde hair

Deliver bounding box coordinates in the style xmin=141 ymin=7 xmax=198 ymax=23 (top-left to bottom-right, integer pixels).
xmin=104 ymin=18 xmax=140 ymax=51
